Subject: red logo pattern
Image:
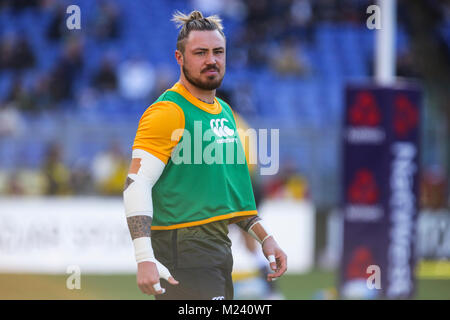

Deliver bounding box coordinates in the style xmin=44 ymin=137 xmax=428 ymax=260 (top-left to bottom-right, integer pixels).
xmin=349 ymin=91 xmax=381 ymax=126
xmin=346 ymin=246 xmax=375 ymax=279
xmin=393 ymin=94 xmax=418 ymax=138
xmin=348 ymin=169 xmax=379 ymax=204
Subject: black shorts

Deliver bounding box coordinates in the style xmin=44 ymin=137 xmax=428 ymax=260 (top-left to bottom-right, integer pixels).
xmin=155 ymin=266 xmax=234 ymax=300
xmin=152 ymin=221 xmax=234 ymax=300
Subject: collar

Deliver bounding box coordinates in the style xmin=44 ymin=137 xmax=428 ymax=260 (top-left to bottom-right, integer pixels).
xmin=168 ymin=82 xmax=222 ymax=114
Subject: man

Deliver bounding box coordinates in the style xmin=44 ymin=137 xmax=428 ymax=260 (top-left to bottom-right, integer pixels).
xmin=123 ymin=10 xmax=287 ymax=300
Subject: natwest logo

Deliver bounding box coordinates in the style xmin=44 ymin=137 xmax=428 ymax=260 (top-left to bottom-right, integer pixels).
xmin=346 ymin=91 xmax=385 ymax=144
xmin=387 ymin=142 xmax=417 ymax=298
xmin=345 ymin=169 xmax=383 ymax=222
xmin=393 ymin=94 xmax=418 ymax=138
xmin=348 ymin=169 xmax=379 ymax=204
xmin=341 ymin=246 xmax=380 ymax=299
xmin=348 ymin=91 xmax=381 ymax=127
xmin=346 ymin=246 xmax=375 ymax=280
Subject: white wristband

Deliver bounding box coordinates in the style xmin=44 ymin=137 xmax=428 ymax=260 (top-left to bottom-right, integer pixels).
xmin=133 ymin=237 xmax=155 ymax=263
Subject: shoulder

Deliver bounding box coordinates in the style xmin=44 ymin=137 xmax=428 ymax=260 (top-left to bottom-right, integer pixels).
xmin=140 ymin=100 xmax=185 ymax=125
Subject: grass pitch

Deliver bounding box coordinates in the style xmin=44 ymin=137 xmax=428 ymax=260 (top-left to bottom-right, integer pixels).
xmin=0 ymin=270 xmax=448 ymax=300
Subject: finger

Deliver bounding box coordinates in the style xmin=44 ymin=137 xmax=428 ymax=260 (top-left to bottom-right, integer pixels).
xmin=267 ymin=254 xmax=277 ymax=271
xmin=269 ymin=268 xmax=284 ymax=278
xmin=137 ymin=277 xmax=154 ymax=295
xmin=153 ymin=282 xmax=166 ymax=295
xmin=167 ymin=276 xmax=179 ymax=285
xmin=153 ymin=282 xmax=162 ymax=292
xmin=266 ymin=270 xmax=278 ymax=281
xmin=277 ymin=254 xmax=288 ymax=275
xmin=269 ymin=257 xmax=287 ymax=278
xmin=267 ymin=271 xmax=279 ymax=280
xmin=138 ymin=282 xmax=153 ymax=295
xmin=150 ymin=288 xmax=165 ymax=295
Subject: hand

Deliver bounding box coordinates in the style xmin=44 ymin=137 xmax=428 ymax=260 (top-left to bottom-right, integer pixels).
xmin=261 ymin=236 xmax=287 ymax=282
xmin=137 ymin=260 xmax=179 ymax=295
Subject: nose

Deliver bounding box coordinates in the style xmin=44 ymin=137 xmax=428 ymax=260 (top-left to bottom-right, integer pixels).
xmin=205 ymin=52 xmax=216 ymax=65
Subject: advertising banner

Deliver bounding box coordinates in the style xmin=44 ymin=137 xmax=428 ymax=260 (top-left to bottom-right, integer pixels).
xmin=0 ymin=197 xmax=313 ymax=274
xmin=340 ymin=84 xmax=421 ymax=299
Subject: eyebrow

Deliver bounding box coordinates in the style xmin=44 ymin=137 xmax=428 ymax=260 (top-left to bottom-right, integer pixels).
xmin=192 ymin=47 xmax=225 ymax=51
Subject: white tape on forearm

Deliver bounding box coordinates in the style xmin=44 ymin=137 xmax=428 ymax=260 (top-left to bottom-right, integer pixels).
xmin=124 ymin=174 xmax=153 ymax=217
xmin=124 ymin=149 xmax=165 ymax=217
xmin=133 ymin=237 xmax=155 ymax=262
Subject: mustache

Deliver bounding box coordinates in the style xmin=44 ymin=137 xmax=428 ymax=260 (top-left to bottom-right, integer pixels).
xmin=201 ymin=66 xmax=219 ymax=73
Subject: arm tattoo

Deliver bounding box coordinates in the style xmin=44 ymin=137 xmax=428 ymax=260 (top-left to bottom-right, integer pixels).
xmin=236 ymin=216 xmax=261 ymax=232
xmin=127 ymin=215 xmax=152 ymax=240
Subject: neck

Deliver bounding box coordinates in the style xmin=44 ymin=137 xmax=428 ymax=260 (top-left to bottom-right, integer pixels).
xmin=179 ymin=77 xmax=216 ymax=104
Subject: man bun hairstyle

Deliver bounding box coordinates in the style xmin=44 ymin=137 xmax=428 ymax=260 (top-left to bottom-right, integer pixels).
xmin=172 ymin=10 xmax=225 ymax=53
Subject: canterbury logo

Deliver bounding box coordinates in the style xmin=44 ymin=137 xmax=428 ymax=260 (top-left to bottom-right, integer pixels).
xmin=210 ymin=118 xmax=235 ymax=137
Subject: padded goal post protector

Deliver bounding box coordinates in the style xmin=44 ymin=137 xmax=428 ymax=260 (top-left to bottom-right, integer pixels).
xmin=340 ymin=82 xmax=422 ymax=299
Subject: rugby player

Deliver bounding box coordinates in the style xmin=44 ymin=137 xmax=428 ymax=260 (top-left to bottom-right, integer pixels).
xmin=123 ymin=10 xmax=287 ymax=300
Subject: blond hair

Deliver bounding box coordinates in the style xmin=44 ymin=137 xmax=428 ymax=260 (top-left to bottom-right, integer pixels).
xmin=172 ymin=10 xmax=225 ymax=53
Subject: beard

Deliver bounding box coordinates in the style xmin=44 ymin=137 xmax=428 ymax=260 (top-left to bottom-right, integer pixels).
xmin=182 ymin=64 xmax=224 ymax=91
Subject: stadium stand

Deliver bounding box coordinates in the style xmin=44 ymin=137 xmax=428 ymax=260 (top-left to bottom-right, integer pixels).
xmin=0 ymin=0 xmax=448 ymax=207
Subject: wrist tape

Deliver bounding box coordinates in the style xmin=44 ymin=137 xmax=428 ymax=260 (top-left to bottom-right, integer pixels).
xmin=248 ymin=220 xmax=273 ymax=244
xmin=133 ymin=237 xmax=155 ymax=263
xmin=133 ymin=237 xmax=172 ymax=281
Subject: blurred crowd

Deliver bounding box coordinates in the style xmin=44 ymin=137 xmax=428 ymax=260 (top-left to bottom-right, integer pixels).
xmin=0 ymin=0 xmax=391 ymax=117
xmin=0 ymin=0 xmax=368 ymax=200
xmin=0 ymin=138 xmax=312 ymax=203
xmin=0 ymin=0 xmax=127 ymax=111
xmin=0 ymin=141 xmax=129 ymax=196
xmin=221 ymin=0 xmax=370 ymax=73
xmin=2 ymin=133 xmax=446 ymax=211
xmin=0 ymin=0 xmax=449 ymax=209
xmin=1 ymin=0 xmax=448 ymax=118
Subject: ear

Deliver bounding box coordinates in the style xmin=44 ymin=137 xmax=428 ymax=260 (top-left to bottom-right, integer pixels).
xmin=175 ymin=50 xmax=183 ymax=66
